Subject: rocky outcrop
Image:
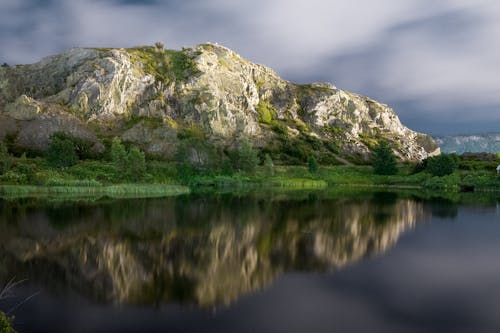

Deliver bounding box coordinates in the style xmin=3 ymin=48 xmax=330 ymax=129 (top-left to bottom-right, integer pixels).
xmin=0 ymin=44 xmax=439 ymax=160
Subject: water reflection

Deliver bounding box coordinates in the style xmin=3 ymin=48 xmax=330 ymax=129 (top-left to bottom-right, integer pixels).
xmin=1 ymin=191 xmax=430 ymax=307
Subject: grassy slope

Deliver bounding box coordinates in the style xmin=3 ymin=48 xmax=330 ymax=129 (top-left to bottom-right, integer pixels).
xmin=0 ymin=156 xmax=499 ymax=199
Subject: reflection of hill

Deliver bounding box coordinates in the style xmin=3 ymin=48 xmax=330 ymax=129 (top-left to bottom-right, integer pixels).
xmin=0 ymin=195 xmax=427 ymax=307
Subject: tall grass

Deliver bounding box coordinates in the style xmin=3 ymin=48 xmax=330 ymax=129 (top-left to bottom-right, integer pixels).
xmin=268 ymin=178 xmax=327 ymax=188
xmin=0 ymin=184 xmax=189 ymax=199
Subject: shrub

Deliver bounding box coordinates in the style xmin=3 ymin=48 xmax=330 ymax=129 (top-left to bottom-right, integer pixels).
xmin=147 ymin=161 xmax=178 ymax=183
xmin=237 ymin=139 xmax=259 ymax=174
xmin=282 ymin=139 xmax=314 ymax=163
xmin=426 ymin=154 xmax=458 ymax=177
xmin=47 ymin=133 xmax=78 ymax=168
xmin=461 ymin=173 xmax=491 ymax=187
xmin=217 ymin=148 xmax=234 ymax=176
xmin=110 ymin=138 xmax=147 ymax=181
xmin=175 ymin=137 xmax=217 ymax=177
xmin=154 ymin=41 xmax=164 ymax=50
xmin=263 ymin=153 xmax=275 ymax=177
xmin=69 ymin=160 xmax=116 ymax=183
xmin=126 ymin=147 xmax=146 ymax=181
xmin=255 ymin=100 xmax=275 ymax=124
xmin=0 ymin=142 xmax=12 ymax=175
xmin=423 ymin=174 xmax=460 ymax=191
xmin=48 ymin=132 xmax=95 ymax=160
xmin=371 ymin=141 xmax=398 ymax=175
xmin=308 ymin=155 xmax=318 ymax=174
xmin=0 ymin=170 xmax=27 ymax=184
xmin=111 ymin=138 xmax=128 ymax=175
xmin=0 ymin=312 xmax=16 ymax=333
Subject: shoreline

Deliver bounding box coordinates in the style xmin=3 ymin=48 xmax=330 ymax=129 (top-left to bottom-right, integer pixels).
xmin=1 ymin=180 xmax=498 ymax=200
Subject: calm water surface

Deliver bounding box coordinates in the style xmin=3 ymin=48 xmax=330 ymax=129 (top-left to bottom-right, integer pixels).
xmin=0 ymin=190 xmax=499 ymax=333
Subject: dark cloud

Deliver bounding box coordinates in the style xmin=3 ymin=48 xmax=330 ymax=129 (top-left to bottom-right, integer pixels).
xmin=389 ymin=8 xmax=483 ymax=43
xmin=113 ymin=0 xmax=161 ymax=5
xmin=389 ymin=101 xmax=500 ymax=135
xmin=282 ymin=5 xmax=500 ymax=135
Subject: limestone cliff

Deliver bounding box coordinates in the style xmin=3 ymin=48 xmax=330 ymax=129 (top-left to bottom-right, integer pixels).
xmin=0 ymin=44 xmax=439 ymax=161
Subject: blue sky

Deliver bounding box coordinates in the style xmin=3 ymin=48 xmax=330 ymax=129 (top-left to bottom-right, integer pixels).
xmin=1 ymin=0 xmax=499 ymax=135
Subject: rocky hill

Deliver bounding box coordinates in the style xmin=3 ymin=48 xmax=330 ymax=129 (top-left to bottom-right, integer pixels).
xmin=435 ymin=134 xmax=500 ymax=154
xmin=0 ymin=43 xmax=439 ymax=162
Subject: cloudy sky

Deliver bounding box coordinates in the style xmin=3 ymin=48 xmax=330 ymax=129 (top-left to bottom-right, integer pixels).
xmin=1 ymin=0 xmax=499 ymax=134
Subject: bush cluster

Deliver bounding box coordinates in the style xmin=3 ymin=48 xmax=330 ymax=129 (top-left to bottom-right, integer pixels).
xmin=174 ymin=137 xmax=262 ymax=183
xmin=46 ymin=132 xmax=96 ymax=168
xmin=426 ymin=154 xmax=458 ymax=177
xmin=0 ymin=311 xmax=16 ymax=333
xmin=0 ymin=142 xmax=12 ymax=175
xmin=371 ymin=141 xmax=398 ymax=175
xmin=111 ymin=138 xmax=146 ymax=181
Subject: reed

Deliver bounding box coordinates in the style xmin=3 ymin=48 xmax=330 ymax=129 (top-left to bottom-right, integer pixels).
xmin=0 ymin=184 xmax=190 ymax=199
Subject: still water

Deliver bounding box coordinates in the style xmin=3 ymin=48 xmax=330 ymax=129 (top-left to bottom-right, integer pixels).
xmin=0 ymin=190 xmax=499 ymax=333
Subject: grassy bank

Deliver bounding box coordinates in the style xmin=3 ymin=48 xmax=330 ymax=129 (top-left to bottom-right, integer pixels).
xmin=0 ymin=184 xmax=189 ymax=199
xmin=0 ymin=155 xmax=499 ymax=199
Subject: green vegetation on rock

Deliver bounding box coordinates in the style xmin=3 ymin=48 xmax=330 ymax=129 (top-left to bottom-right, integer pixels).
xmin=255 ymin=100 xmax=275 ymax=124
xmin=128 ymin=46 xmax=199 ymax=84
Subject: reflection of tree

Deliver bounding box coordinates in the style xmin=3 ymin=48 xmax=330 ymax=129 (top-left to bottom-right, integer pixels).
xmin=0 ymin=194 xmax=427 ymax=307
xmin=370 ymin=192 xmax=399 ymax=225
xmin=428 ymin=197 xmax=459 ymax=219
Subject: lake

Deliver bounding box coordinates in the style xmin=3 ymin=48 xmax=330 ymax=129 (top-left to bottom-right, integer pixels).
xmin=1 ymin=189 xmax=499 ymax=333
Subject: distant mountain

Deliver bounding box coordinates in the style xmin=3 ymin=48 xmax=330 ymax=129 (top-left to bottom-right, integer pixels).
xmin=434 ymin=134 xmax=500 ymax=154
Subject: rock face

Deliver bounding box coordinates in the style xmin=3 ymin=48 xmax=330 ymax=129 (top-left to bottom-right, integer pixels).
xmin=0 ymin=44 xmax=439 ymax=161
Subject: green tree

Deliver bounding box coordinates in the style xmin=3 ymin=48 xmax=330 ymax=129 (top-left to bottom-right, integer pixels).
xmin=426 ymin=154 xmax=458 ymax=177
xmin=214 ymin=147 xmax=234 ymax=175
xmin=111 ymin=138 xmax=147 ymax=181
xmin=0 ymin=142 xmax=12 ymax=175
xmin=372 ymin=141 xmax=398 ymax=175
xmin=126 ymin=147 xmax=146 ymax=181
xmin=111 ymin=138 xmax=128 ymax=174
xmin=308 ymin=155 xmax=318 ymax=174
xmin=175 ymin=137 xmax=217 ymax=177
xmin=47 ymin=133 xmax=78 ymax=168
xmin=237 ymin=139 xmax=259 ymax=174
xmin=263 ymin=153 xmax=275 ymax=177
xmin=50 ymin=132 xmax=94 ymax=160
